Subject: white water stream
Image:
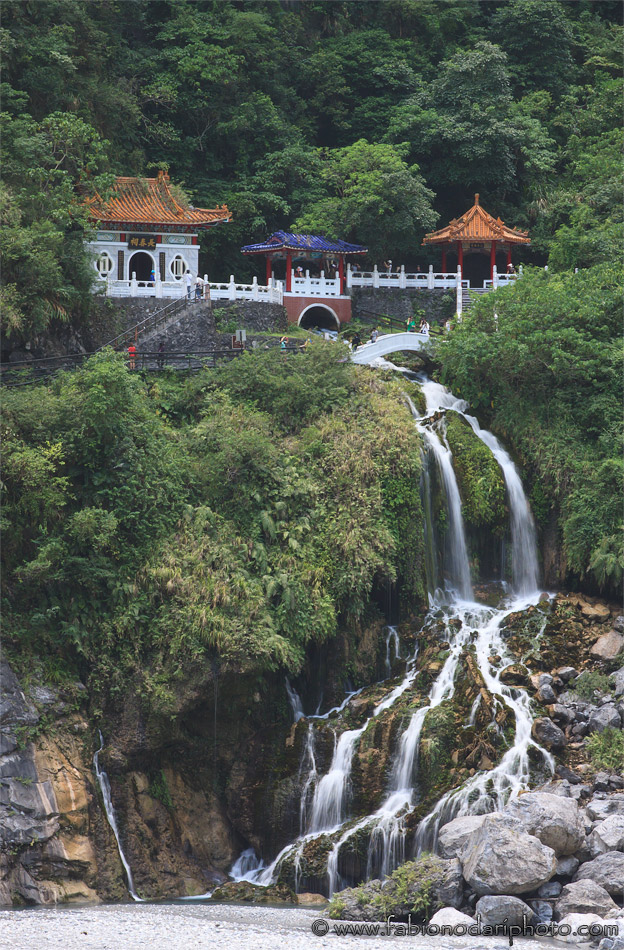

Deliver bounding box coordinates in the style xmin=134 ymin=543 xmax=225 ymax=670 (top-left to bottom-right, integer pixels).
xmin=231 ymin=377 xmax=552 ymax=896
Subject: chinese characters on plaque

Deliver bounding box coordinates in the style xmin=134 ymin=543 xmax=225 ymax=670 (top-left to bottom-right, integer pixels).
xmin=127 ymin=235 xmax=157 ymax=250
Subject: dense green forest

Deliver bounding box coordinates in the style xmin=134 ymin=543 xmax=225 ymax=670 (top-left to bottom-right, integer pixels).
xmin=1 ymin=0 xmax=622 ymax=675
xmin=2 ymin=0 xmax=622 ymax=336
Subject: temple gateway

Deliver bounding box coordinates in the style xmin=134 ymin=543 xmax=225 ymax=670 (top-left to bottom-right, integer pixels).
xmin=423 ymin=194 xmax=530 ymax=287
xmin=85 ymin=171 xmax=230 ymax=293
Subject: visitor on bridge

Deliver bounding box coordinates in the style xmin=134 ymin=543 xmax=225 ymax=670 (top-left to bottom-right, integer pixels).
xmin=195 ymin=275 xmax=204 ymax=299
xmin=149 ymin=268 xmax=156 ymax=283
xmin=127 ymin=343 xmax=137 ymax=370
xmin=370 ymin=328 xmax=379 ymax=343
xmin=384 ymin=259 xmax=392 ymax=274
xmin=351 ymin=332 xmax=362 ymax=351
xmin=419 ymin=319 xmax=430 ymax=336
xmin=406 ymin=318 xmax=416 ymax=332
xmin=186 ymin=271 xmax=192 ymax=299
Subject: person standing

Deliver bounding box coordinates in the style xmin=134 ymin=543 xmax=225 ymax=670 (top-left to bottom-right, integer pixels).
xmin=127 ymin=343 xmax=137 ymax=370
xmin=351 ymin=332 xmax=361 ymax=351
xmin=384 ymin=259 xmax=392 ymax=274
xmin=370 ymin=327 xmax=379 ymax=343
xmin=195 ymin=275 xmax=204 ymax=299
xmin=186 ymin=271 xmax=192 ymax=299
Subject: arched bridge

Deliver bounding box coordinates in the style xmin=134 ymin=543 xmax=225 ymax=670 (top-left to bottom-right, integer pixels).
xmin=351 ymin=332 xmax=430 ymax=364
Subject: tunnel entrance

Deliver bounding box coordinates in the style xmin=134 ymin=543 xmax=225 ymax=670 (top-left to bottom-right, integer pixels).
xmin=299 ymin=306 xmax=339 ymax=331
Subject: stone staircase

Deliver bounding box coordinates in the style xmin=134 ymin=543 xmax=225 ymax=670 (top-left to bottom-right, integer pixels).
xmin=461 ymin=287 xmax=491 ymax=313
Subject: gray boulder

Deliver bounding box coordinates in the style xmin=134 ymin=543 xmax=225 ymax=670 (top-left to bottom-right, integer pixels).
xmin=538 ymin=684 xmax=557 ymax=704
xmin=530 ymin=900 xmax=553 ymax=922
xmin=589 ymin=815 xmax=624 ymax=856
xmin=460 ymin=814 xmax=557 ymax=896
xmin=538 ymin=880 xmax=562 ymax=898
xmin=428 ymin=907 xmax=474 ymax=927
xmin=612 ymin=668 xmax=624 ymax=698
xmin=574 ymin=852 xmax=624 ymax=896
xmin=589 ymin=706 xmax=622 ymax=734
xmin=586 ymin=794 xmax=624 ymax=821
xmin=475 ymin=895 xmax=535 ymax=926
xmin=437 ymin=814 xmax=490 ymax=859
xmin=614 ymin=617 xmax=624 ymax=633
xmin=555 ymin=913 xmax=605 ymax=944
xmin=532 ymin=717 xmax=566 ymax=750
xmin=555 ymin=880 xmax=619 ymax=920
xmin=504 ymin=792 xmax=585 ymax=856
xmin=556 ymin=855 xmax=580 ymax=878
xmin=591 ymin=631 xmax=624 ymax=661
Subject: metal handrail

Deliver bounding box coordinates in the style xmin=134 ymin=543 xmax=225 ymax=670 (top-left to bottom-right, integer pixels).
xmin=100 ymin=295 xmax=190 ymax=350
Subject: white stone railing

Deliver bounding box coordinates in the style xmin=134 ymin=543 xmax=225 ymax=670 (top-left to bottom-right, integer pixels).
xmin=290 ymin=271 xmax=342 ymax=296
xmin=103 ymin=274 xmax=284 ymax=304
xmin=347 ymin=264 xmax=469 ymax=291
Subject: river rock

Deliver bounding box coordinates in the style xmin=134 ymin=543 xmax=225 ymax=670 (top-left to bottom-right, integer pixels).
xmin=297 ymin=892 xmax=328 ymax=905
xmin=556 ymin=855 xmax=580 ymax=877
xmin=574 ymin=852 xmax=624 ymax=896
xmin=475 ymin=895 xmax=536 ymax=926
xmin=582 ymin=603 xmax=612 ymax=623
xmin=460 ymin=814 xmax=556 ymax=896
xmin=504 ymin=793 xmax=585 ymax=855
xmin=530 ymin=900 xmax=553 ymax=922
xmin=591 ymin=632 xmax=624 ymax=661
xmin=555 ymin=913 xmax=604 ymax=944
xmin=613 ymin=669 xmax=624 ymax=698
xmin=586 ymin=794 xmax=624 ymax=821
xmin=588 ymin=705 xmax=622 ymax=734
xmin=538 ymin=880 xmax=562 ymax=898
xmin=437 ymin=814 xmax=489 ymax=858
xmin=538 ymin=684 xmax=558 ymax=704
xmin=589 ymin=815 xmax=624 ymax=856
xmin=555 ymin=880 xmax=619 ymax=920
xmin=532 ymin=717 xmax=566 ymax=750
xmin=554 ymin=668 xmax=579 ymax=683
xmin=428 ymin=907 xmax=474 ymax=927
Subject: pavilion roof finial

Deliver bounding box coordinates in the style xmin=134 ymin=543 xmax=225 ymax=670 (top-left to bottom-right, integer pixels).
xmin=475 ymin=193 xmax=480 ymax=205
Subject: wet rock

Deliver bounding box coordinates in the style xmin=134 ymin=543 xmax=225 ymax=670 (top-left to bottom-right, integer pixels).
xmin=555 ymin=880 xmax=618 ymax=920
xmin=428 ymin=907 xmax=474 ymax=927
xmin=550 ymin=705 xmax=576 ymax=724
xmin=460 ymin=814 xmax=556 ymax=896
xmin=588 ymin=815 xmax=624 ymax=856
xmin=581 ymin=603 xmax=612 ymax=624
xmin=0 ymin=661 xmax=39 ymax=728
xmin=503 ymin=792 xmax=586 ymax=856
xmin=556 ymin=855 xmax=580 ymax=877
xmin=210 ymin=880 xmax=295 ymax=903
xmin=538 ymin=880 xmax=562 ymax=898
xmin=437 ymin=814 xmax=490 ymax=858
xmin=554 ymin=668 xmax=579 ymax=683
xmin=297 ymin=892 xmax=328 ymax=906
xmin=532 ymin=717 xmax=566 ymax=750
xmin=538 ymin=684 xmax=558 ymax=704
xmin=530 ymin=900 xmax=554 ymax=922
xmin=588 ymin=705 xmax=621 ymax=734
xmin=555 ymin=913 xmax=604 ymax=944
xmin=591 ymin=632 xmax=624 ymax=661
xmin=475 ymin=895 xmax=536 ymax=926
xmin=500 ymin=665 xmax=530 ymax=686
xmin=574 ymin=852 xmax=624 ymax=896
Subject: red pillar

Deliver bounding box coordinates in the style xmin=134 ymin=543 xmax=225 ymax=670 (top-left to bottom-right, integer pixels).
xmin=457 ymin=242 xmax=463 ymax=271
xmin=490 ymin=241 xmax=497 ymax=281
xmin=286 ymin=250 xmax=292 ymax=292
xmin=441 ymin=248 xmax=447 ymax=272
xmin=338 ymin=255 xmax=345 ymax=294
xmin=266 ymin=255 xmax=272 ymax=285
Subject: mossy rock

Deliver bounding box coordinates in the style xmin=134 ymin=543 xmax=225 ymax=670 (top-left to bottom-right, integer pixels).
xmin=444 ymin=412 xmax=506 ymax=531
xmin=210 ymin=880 xmax=295 ymax=904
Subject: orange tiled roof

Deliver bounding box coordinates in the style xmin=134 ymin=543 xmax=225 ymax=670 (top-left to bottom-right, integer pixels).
xmin=87 ymin=172 xmax=231 ymax=229
xmin=422 ymin=194 xmax=530 ymax=245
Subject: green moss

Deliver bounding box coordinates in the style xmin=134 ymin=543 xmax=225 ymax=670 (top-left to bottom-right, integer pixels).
xmin=572 ymin=671 xmax=611 ymax=700
xmin=148 ymin=769 xmax=173 ymax=810
xmin=444 ymin=412 xmax=506 ymax=531
xmin=586 ymin=728 xmax=624 ymax=773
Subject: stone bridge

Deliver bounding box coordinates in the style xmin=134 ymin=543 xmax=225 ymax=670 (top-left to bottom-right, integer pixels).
xmin=350 ymin=332 xmax=430 ymax=364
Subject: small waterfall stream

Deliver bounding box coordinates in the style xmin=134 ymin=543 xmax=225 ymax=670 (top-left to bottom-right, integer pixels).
xmin=93 ymin=731 xmax=143 ymax=902
xmin=231 ymin=376 xmax=551 ymax=896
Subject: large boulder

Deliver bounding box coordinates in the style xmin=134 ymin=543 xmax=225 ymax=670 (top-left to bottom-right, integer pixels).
xmin=504 ymin=792 xmax=585 ymax=856
xmin=586 ymin=794 xmax=624 ymax=821
xmin=574 ymin=852 xmax=624 ymax=896
xmin=588 ymin=706 xmax=622 ymax=734
xmin=581 ymin=603 xmax=611 ymax=624
xmin=532 ymin=717 xmax=566 ymax=750
xmin=428 ymin=907 xmax=474 ymax=927
xmin=590 ymin=632 xmax=624 ymax=660
xmin=460 ymin=814 xmax=557 ymax=896
xmin=589 ymin=815 xmax=624 ymax=856
xmin=554 ymin=880 xmax=619 ymax=920
xmin=437 ymin=814 xmax=489 ymax=859
xmin=555 ymin=913 xmax=604 ymax=944
xmin=475 ymin=895 xmax=535 ymax=926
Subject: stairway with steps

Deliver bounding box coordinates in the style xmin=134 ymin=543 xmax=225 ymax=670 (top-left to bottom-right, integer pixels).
xmin=461 ymin=286 xmax=491 ymax=313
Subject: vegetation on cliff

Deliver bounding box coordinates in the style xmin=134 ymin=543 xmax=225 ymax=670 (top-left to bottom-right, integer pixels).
xmin=2 ymin=344 xmax=425 ymax=705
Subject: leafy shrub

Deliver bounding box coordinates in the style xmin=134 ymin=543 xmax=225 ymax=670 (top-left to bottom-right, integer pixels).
xmin=572 ymin=671 xmax=611 ymax=700
xmin=586 ymin=728 xmax=624 ymax=773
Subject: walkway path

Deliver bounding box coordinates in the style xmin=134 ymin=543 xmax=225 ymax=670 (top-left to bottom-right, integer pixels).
xmin=350 ymin=331 xmax=430 ymax=364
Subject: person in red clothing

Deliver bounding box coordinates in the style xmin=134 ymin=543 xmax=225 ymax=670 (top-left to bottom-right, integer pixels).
xmin=127 ymin=343 xmax=137 ymax=370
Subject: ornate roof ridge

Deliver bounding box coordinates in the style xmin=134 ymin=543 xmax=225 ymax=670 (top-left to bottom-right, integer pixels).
xmin=86 ymin=172 xmax=231 ymax=228
xmin=423 ymin=194 xmax=530 ymax=245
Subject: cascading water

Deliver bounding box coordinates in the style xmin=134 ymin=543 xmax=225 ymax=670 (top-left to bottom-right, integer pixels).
xmin=93 ymin=731 xmax=143 ymax=902
xmin=230 ymin=376 xmax=552 ymax=897
xmin=285 ymin=678 xmax=305 ymax=722
xmin=384 ymin=626 xmax=401 ymax=676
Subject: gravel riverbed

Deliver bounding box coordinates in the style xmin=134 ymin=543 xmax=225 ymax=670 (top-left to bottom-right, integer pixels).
xmin=0 ymin=903 xmax=560 ymax=950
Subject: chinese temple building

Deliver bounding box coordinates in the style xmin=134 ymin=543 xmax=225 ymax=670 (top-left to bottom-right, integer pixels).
xmin=241 ymin=230 xmax=368 ymax=327
xmin=85 ymin=171 xmax=231 ymax=288
xmin=422 ymin=194 xmax=530 ymax=287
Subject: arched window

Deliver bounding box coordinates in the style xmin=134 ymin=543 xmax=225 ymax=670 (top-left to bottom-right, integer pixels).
xmin=95 ymin=252 xmax=114 ymax=277
xmin=170 ymin=255 xmax=189 ymax=280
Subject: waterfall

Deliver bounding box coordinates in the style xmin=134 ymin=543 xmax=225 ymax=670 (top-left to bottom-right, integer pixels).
xmin=285 ymin=678 xmax=305 ymax=722
xmin=230 ymin=847 xmax=264 ymax=882
xmin=384 ymin=626 xmax=401 ymax=676
xmin=237 ymin=377 xmax=549 ymax=896
xmin=93 ymin=732 xmax=142 ymax=902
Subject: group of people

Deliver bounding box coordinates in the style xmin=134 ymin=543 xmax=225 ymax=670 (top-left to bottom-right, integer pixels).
xmin=405 ymin=317 xmax=430 ymax=335
xmin=185 ymin=272 xmax=208 ymax=300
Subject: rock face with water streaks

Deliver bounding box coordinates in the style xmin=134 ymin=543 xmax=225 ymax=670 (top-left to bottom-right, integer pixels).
xmin=460 ymin=814 xmax=557 ymax=896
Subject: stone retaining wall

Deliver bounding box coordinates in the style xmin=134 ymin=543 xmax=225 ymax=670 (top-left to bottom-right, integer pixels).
xmin=351 ymin=288 xmax=456 ymax=327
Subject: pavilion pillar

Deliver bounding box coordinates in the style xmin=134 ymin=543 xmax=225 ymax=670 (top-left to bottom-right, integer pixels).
xmin=441 ymin=248 xmax=447 ymax=273
xmin=457 ymin=242 xmax=463 ymax=271
xmin=266 ymin=255 xmax=272 ymax=285
xmin=338 ymin=255 xmax=345 ymax=294
xmin=286 ymin=250 xmax=292 ymax=292
xmin=490 ymin=241 xmax=497 ymax=281
xmin=506 ymin=247 xmax=512 ymax=269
